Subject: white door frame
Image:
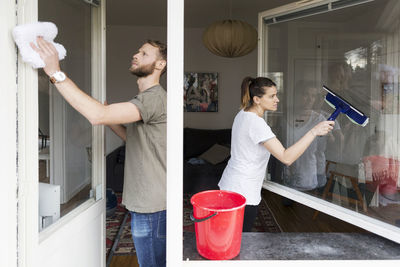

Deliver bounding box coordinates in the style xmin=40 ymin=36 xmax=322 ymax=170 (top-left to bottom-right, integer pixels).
xmin=16 ymin=0 xmax=40 ymax=265
xmin=15 ymin=0 xmax=107 ymax=266
xmin=166 ymin=0 xmax=184 ymax=266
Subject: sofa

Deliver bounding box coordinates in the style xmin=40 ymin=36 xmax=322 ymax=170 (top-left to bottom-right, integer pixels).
xmin=106 ymin=128 xmax=232 ymax=194
xmin=183 ymin=128 xmax=232 ymax=194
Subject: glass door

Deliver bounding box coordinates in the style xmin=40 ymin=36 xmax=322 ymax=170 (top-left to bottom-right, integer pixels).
xmin=259 ymin=0 xmax=400 ymax=243
xmin=16 ymin=0 xmax=105 ymax=265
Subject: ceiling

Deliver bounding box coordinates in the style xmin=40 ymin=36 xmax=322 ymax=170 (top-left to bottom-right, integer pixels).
xmin=106 ymin=0 xmax=296 ymax=27
xmin=106 ymin=0 xmax=391 ymax=29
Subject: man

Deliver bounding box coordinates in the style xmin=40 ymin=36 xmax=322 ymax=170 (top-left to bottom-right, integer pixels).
xmin=31 ymin=37 xmax=167 ymax=267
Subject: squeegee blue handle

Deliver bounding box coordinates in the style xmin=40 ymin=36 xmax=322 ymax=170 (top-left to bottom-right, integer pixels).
xmin=328 ymin=107 xmax=342 ymax=121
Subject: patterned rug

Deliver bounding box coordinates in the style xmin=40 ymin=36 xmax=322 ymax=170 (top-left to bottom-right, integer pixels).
xmin=106 ymin=194 xmax=135 ymax=257
xmin=106 ymin=192 xmax=282 ymax=257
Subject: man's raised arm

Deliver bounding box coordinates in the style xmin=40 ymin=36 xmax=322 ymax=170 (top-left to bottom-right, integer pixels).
xmin=30 ymin=36 xmax=141 ymax=126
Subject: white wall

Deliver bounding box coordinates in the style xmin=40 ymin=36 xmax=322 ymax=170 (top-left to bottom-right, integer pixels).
xmin=184 ymin=27 xmax=258 ymax=129
xmin=105 ymin=25 xmax=167 ymax=154
xmin=0 ymin=2 xmax=18 ymax=266
xmin=106 ymin=25 xmax=258 ymax=154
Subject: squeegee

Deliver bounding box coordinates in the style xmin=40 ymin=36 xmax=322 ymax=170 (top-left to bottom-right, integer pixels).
xmin=323 ymin=85 xmax=369 ymax=127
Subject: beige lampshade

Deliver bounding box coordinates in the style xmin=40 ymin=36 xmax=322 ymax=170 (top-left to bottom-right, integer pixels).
xmin=202 ymin=20 xmax=258 ymax=58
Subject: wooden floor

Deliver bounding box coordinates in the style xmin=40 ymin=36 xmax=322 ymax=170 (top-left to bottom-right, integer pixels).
xmin=109 ymin=189 xmax=367 ymax=266
xmin=109 ymin=255 xmax=139 ymax=267
xmin=261 ymin=189 xmax=367 ymax=233
xmin=60 ymin=184 xmax=91 ymax=216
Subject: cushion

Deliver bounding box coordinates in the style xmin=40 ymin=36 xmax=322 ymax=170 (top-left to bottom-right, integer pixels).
xmin=183 ymin=128 xmax=231 ymax=159
xmin=199 ymin=143 xmax=230 ymax=165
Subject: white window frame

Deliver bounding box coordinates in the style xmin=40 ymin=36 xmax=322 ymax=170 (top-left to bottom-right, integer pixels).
xmin=258 ymin=0 xmax=400 ymax=244
xmin=16 ymin=0 xmax=106 ymax=266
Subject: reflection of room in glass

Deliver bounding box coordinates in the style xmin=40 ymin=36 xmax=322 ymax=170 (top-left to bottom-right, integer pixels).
xmin=39 ymin=70 xmax=51 ymax=184
xmin=265 ymin=0 xmax=400 ymax=230
xmin=38 ymin=0 xmax=93 ymax=231
xmin=345 ymin=47 xmax=367 ymax=71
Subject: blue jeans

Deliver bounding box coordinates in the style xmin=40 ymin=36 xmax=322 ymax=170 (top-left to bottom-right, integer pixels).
xmin=130 ymin=210 xmax=166 ymax=267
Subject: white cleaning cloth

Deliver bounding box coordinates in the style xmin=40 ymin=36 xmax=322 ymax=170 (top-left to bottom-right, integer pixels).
xmin=12 ymin=21 xmax=66 ymax=69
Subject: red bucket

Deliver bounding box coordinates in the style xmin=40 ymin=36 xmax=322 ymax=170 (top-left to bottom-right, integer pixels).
xmin=190 ymin=190 xmax=246 ymax=260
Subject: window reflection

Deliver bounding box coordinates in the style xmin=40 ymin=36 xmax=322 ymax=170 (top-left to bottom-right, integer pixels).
xmin=266 ymin=0 xmax=400 ymax=228
xmin=283 ymin=82 xmax=329 ymax=191
xmin=345 ymin=47 xmax=368 ymax=70
xmin=38 ymin=0 xmax=92 ymax=231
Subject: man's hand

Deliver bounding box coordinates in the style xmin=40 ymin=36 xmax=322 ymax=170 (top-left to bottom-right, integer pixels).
xmin=30 ymin=36 xmax=61 ymax=77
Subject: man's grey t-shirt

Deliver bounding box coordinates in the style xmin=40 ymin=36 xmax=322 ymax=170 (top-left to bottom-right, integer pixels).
xmin=122 ymin=85 xmax=166 ymax=213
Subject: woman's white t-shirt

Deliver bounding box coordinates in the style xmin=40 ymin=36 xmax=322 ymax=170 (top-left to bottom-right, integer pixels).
xmin=218 ymin=109 xmax=276 ymax=205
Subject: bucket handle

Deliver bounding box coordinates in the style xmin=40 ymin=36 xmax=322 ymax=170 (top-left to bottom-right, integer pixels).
xmin=190 ymin=211 xmax=218 ymax=223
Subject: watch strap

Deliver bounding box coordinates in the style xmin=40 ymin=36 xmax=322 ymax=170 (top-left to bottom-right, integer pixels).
xmin=49 ymin=76 xmax=57 ymax=84
xmin=49 ymin=71 xmax=66 ymax=84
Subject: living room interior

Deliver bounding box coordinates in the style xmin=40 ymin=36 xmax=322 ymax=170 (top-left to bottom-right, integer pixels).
xmin=105 ymin=0 xmax=335 ymax=225
xmin=105 ymin=0 xmax=398 ymax=227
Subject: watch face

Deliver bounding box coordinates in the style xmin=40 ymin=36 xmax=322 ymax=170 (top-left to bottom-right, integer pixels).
xmin=50 ymin=71 xmax=66 ymax=84
xmin=54 ymin=72 xmax=66 ymax=81
xmin=52 ymin=71 xmax=66 ymax=82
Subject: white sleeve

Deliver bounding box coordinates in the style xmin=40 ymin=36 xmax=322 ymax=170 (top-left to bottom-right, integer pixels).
xmin=249 ymin=118 xmax=275 ymax=145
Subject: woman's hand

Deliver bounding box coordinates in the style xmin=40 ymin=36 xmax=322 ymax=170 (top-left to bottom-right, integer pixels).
xmin=264 ymin=120 xmax=334 ymax=166
xmin=310 ymin=121 xmax=335 ymax=136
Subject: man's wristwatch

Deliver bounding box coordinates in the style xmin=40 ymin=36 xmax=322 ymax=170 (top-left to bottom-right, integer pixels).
xmin=50 ymin=71 xmax=66 ymax=84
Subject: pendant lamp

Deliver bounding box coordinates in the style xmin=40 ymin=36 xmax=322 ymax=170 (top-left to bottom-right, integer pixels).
xmin=202 ymin=19 xmax=258 ymax=58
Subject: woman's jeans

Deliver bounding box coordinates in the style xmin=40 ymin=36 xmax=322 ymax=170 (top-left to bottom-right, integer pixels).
xmin=243 ymin=205 xmax=258 ymax=232
xmin=130 ymin=210 xmax=166 ymax=267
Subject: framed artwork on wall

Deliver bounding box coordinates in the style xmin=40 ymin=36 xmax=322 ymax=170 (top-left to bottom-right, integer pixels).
xmin=184 ymin=72 xmax=218 ymax=112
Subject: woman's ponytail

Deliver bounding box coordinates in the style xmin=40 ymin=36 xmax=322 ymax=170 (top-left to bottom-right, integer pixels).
xmin=240 ymin=77 xmax=253 ymax=109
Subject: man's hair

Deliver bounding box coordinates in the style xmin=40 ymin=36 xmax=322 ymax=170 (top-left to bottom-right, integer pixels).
xmin=145 ymin=40 xmax=167 ymax=74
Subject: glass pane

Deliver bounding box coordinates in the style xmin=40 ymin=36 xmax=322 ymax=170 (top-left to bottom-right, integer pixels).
xmin=264 ymin=0 xmax=400 ymax=229
xmin=38 ymin=0 xmax=92 ymax=231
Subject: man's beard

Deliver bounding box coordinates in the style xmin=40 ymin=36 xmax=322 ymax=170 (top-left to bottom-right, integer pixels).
xmin=129 ymin=62 xmax=156 ymax=77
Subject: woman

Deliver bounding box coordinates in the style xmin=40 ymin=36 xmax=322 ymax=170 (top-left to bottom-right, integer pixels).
xmin=218 ymin=77 xmax=335 ymax=231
